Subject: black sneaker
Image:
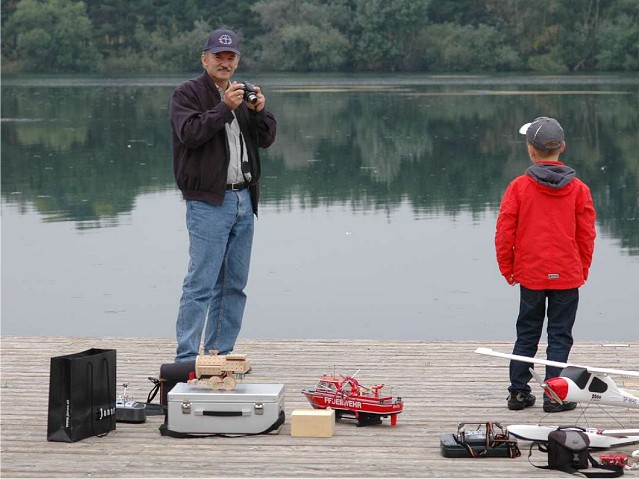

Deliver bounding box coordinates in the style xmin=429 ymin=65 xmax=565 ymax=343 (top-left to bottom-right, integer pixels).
xmin=507 ymin=391 xmax=536 ymax=410
xmin=543 ymin=401 xmax=577 ymax=413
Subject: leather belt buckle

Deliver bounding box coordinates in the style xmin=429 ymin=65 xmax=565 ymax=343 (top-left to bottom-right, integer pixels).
xmin=227 ymin=182 xmax=245 ymax=191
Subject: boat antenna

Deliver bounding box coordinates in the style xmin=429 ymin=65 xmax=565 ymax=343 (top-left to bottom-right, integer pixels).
xmin=352 ymin=368 xmax=361 ymax=378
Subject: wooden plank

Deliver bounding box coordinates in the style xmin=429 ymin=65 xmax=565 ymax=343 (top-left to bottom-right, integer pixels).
xmin=1 ymin=336 xmax=637 ymax=477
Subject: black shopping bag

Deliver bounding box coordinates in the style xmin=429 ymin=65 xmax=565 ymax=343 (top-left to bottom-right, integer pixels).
xmin=47 ymin=348 xmax=117 ymax=442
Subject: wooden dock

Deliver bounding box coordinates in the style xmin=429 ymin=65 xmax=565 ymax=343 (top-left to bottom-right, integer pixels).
xmin=1 ymin=336 xmax=638 ymax=478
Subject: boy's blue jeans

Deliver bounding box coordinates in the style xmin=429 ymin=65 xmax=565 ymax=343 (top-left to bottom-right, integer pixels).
xmin=509 ymin=286 xmax=579 ymax=395
xmin=175 ymin=190 xmax=254 ymax=362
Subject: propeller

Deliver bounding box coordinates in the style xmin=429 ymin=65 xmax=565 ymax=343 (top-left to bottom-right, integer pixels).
xmin=529 ymin=367 xmax=564 ymax=404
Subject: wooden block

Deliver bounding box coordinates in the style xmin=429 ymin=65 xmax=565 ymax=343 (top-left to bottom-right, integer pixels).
xmin=290 ymin=408 xmax=335 ymax=437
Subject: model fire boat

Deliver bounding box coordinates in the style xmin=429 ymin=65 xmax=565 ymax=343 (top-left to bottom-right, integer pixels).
xmin=302 ymin=373 xmax=403 ymax=426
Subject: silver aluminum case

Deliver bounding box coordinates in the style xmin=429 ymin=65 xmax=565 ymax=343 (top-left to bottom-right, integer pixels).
xmin=167 ymin=382 xmax=285 ymax=434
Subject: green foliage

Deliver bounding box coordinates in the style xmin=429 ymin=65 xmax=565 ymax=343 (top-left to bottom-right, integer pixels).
xmin=100 ymin=18 xmax=212 ymax=73
xmin=352 ymin=0 xmax=430 ymax=71
xmin=427 ymin=0 xmax=491 ymax=26
xmin=281 ymin=25 xmax=349 ymax=70
xmin=148 ymin=20 xmax=213 ymax=72
xmin=253 ymin=0 xmax=350 ymax=71
xmin=421 ymin=23 xmax=522 ymax=71
xmin=597 ymin=13 xmax=639 ymax=70
xmin=3 ymin=0 xmax=102 ymax=72
xmin=2 ymin=0 xmax=638 ymax=73
xmin=527 ymin=50 xmax=570 ymax=73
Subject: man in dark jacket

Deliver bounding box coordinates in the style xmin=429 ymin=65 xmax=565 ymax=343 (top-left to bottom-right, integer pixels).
xmin=495 ymin=117 xmax=595 ymax=413
xmin=170 ymin=29 xmax=277 ymax=362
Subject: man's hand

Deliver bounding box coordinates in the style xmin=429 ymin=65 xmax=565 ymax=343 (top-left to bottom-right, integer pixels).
xmin=223 ymin=81 xmax=245 ymax=110
xmin=506 ymin=274 xmax=517 ymax=286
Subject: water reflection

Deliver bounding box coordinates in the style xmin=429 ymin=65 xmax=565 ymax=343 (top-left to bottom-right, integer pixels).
xmin=3 ymin=75 xmax=637 ymax=253
xmin=2 ymin=74 xmax=638 ymax=340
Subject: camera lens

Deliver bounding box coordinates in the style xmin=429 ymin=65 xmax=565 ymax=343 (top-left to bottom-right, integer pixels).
xmin=242 ymin=82 xmax=259 ymax=104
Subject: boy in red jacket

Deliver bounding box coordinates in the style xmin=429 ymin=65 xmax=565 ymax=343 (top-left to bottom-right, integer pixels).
xmin=495 ymin=117 xmax=596 ymax=413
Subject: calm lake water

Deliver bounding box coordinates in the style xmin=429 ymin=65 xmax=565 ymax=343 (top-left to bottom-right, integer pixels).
xmin=2 ymin=73 xmax=638 ymax=342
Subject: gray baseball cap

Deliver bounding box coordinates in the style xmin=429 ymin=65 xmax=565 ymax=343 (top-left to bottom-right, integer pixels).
xmin=519 ymin=117 xmax=564 ymax=151
xmin=203 ymin=29 xmax=240 ymax=55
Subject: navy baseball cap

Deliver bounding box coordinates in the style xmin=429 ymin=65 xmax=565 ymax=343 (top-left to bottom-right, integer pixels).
xmin=203 ymin=29 xmax=240 ymax=55
xmin=519 ymin=117 xmax=565 ymax=151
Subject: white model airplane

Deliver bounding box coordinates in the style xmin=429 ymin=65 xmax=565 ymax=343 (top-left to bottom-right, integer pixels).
xmin=475 ymin=347 xmax=639 ymax=448
xmin=475 ymin=347 xmax=639 ymax=409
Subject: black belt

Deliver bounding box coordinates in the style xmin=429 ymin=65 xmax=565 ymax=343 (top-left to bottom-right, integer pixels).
xmin=226 ymin=182 xmax=248 ymax=191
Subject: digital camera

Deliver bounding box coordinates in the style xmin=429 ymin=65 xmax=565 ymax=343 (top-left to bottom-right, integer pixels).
xmin=242 ymin=82 xmax=258 ymax=105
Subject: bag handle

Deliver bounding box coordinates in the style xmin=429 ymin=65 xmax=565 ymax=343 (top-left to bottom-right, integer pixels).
xmin=557 ymin=425 xmax=587 ymax=432
xmin=144 ymin=377 xmax=167 ymax=416
xmin=147 ymin=377 xmax=160 ymax=403
xmin=458 ymin=422 xmax=520 ymax=459
xmin=584 ymin=454 xmax=625 ymax=478
xmin=202 ymin=410 xmax=243 ymax=417
xmin=489 ymin=423 xmax=521 ymax=458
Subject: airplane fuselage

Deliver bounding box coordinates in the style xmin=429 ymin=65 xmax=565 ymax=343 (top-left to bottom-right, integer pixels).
xmin=546 ymin=371 xmax=638 ymax=408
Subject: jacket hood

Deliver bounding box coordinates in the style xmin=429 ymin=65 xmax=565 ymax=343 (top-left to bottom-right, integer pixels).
xmin=525 ymin=162 xmax=575 ymax=190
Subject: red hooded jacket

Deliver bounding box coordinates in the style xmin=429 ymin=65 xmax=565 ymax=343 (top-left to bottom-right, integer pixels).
xmin=495 ymin=160 xmax=596 ymax=290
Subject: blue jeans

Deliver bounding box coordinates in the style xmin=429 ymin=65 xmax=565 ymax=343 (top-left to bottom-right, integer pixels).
xmin=175 ymin=190 xmax=254 ymax=362
xmin=509 ymin=286 xmax=579 ymax=395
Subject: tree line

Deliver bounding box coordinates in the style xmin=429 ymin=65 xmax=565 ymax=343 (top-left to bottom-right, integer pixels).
xmin=2 ymin=0 xmax=638 ymax=74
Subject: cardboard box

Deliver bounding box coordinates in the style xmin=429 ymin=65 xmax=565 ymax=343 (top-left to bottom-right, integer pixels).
xmin=291 ymin=408 xmax=335 ymax=437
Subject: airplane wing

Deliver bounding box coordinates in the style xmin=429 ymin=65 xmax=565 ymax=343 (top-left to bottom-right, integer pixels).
xmin=507 ymin=425 xmax=639 ymax=448
xmin=475 ymin=347 xmax=639 ymax=378
xmin=600 ymin=429 xmax=639 ymax=437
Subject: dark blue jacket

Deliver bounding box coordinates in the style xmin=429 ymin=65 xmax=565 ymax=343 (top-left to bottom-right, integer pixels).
xmin=170 ymin=72 xmax=277 ymax=214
